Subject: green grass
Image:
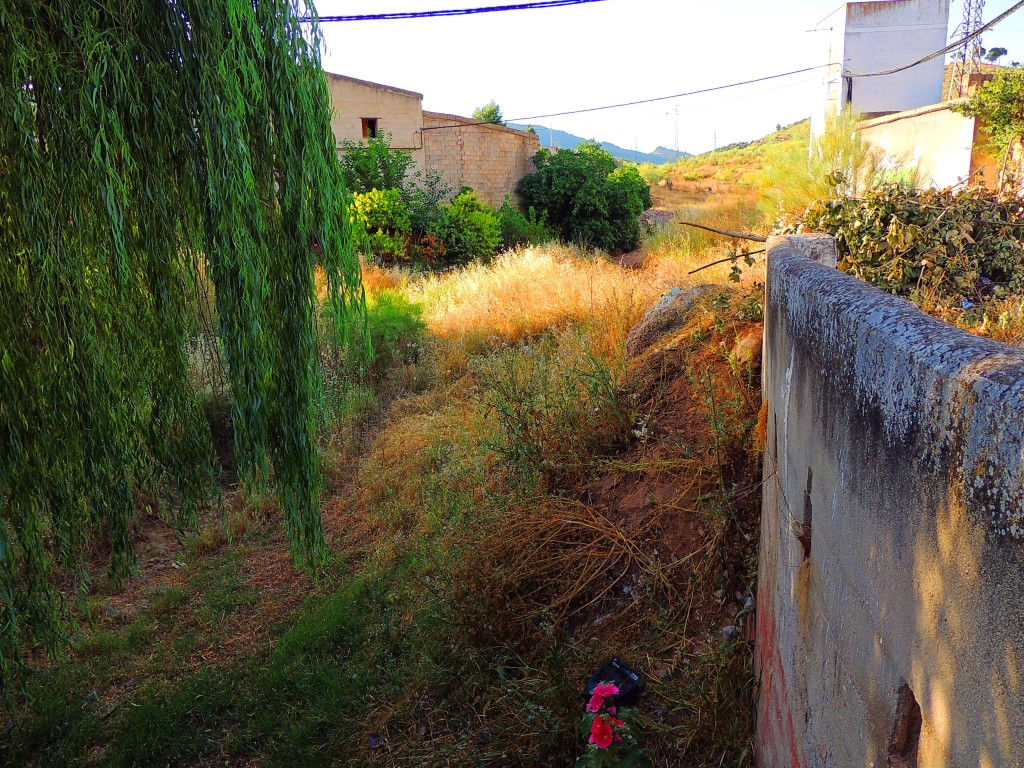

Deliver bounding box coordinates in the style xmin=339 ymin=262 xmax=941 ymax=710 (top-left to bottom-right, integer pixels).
xmin=4 ymin=248 xmax=761 ymax=768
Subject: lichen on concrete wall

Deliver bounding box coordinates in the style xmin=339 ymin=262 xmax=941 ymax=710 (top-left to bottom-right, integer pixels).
xmin=757 ymin=235 xmax=1024 ymax=768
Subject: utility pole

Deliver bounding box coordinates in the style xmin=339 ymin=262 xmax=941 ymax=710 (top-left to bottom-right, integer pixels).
xmin=673 ymin=105 xmax=679 ymax=157
xmin=948 ymin=0 xmax=986 ymax=98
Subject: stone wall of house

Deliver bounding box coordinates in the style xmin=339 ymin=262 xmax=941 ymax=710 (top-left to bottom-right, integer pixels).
xmin=421 ymin=112 xmax=540 ymax=207
xmin=325 ymin=72 xmax=424 ymax=160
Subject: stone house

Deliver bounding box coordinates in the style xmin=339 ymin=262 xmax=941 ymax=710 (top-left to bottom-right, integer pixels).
xmin=325 ymin=72 xmax=539 ymax=207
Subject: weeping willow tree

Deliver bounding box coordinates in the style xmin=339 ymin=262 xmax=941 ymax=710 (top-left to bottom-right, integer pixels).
xmin=0 ymin=1 xmax=365 ymax=687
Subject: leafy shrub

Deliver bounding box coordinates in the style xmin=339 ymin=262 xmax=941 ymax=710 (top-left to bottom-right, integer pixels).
xmin=636 ymin=162 xmax=665 ymax=185
xmin=405 ymin=169 xmax=452 ymax=237
xmin=339 ymin=132 xmax=414 ymax=193
xmin=497 ymin=197 xmax=552 ymax=249
xmin=364 ymin=289 xmax=426 ymax=371
xmin=331 ymin=288 xmax=426 ymax=378
xmin=952 ymin=67 xmax=1024 ymax=189
xmin=516 ymin=141 xmax=652 ymax=252
xmin=352 ymin=189 xmax=411 ymax=260
xmin=428 ymin=190 xmax=501 ymax=265
xmin=795 ymin=184 xmax=1024 ymax=299
xmin=353 ymin=189 xmax=411 ymax=234
xmin=473 ymin=335 xmax=630 ymax=491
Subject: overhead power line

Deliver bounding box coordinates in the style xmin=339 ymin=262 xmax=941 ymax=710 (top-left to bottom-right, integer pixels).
xmin=302 ymin=0 xmax=606 ymax=22
xmin=421 ymin=65 xmax=835 ymax=132
xmin=847 ymin=0 xmax=1024 ymax=77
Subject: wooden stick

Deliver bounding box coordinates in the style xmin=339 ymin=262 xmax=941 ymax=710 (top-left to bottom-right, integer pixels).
xmin=676 ymin=220 xmax=768 ymax=242
xmin=687 ymin=249 xmax=766 ymax=275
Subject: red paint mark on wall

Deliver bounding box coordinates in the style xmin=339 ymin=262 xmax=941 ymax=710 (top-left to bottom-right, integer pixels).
xmin=755 ymin=497 xmax=807 ymax=768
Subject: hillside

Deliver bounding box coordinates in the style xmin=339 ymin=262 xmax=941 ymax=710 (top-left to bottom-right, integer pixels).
xmin=647 ymin=119 xmax=809 ymax=211
xmin=508 ymin=122 xmax=691 ymax=165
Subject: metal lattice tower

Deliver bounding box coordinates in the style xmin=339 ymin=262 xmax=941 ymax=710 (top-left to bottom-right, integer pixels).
xmin=947 ymin=0 xmax=986 ymax=98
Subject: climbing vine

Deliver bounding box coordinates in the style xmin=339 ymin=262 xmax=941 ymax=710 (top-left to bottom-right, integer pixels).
xmin=0 ymin=0 xmax=365 ymax=688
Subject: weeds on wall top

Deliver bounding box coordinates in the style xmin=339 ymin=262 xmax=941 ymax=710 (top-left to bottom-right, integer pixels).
xmin=794 ymin=184 xmax=1024 ymax=301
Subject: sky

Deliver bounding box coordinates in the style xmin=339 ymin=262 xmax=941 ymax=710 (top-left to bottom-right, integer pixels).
xmin=317 ymin=0 xmax=1024 ymax=156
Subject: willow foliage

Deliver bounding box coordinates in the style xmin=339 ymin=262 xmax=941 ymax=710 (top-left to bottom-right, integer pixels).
xmin=0 ymin=1 xmax=365 ymax=686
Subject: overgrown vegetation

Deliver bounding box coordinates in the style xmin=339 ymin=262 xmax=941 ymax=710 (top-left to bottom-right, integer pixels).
xmin=953 ymin=66 xmax=1024 ymax=190
xmin=5 ymin=229 xmax=765 ymax=765
xmin=518 ymin=141 xmax=653 ymax=252
xmin=0 ymin=0 xmax=365 ymax=687
xmin=341 ymin=135 xmax=550 ymax=266
xmin=757 ymin=113 xmax=901 ymax=217
xmin=797 ymin=184 xmax=1024 ymax=299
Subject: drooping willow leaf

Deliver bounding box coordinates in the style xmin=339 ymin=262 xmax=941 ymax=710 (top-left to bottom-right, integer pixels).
xmin=0 ymin=0 xmax=365 ymax=689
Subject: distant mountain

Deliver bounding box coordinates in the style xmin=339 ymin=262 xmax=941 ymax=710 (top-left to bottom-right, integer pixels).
xmin=507 ymin=124 xmax=690 ymax=165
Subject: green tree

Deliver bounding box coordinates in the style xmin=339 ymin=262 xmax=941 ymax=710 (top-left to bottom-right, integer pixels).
xmin=954 ymin=67 xmax=1024 ymax=189
xmin=516 ymin=141 xmax=652 ymax=252
xmin=340 ymin=132 xmax=415 ymax=193
xmin=472 ymin=100 xmax=505 ymax=125
xmin=984 ymin=46 xmax=1009 ymax=63
xmin=428 ymin=190 xmax=501 ymax=264
xmin=0 ymin=1 xmax=365 ymax=688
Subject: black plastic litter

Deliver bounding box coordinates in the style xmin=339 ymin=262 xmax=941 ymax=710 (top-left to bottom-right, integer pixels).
xmin=585 ymin=657 xmax=643 ymax=705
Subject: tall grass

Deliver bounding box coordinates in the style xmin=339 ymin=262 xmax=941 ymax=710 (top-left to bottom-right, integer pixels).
xmin=7 ymin=237 xmax=764 ymax=767
xmin=758 ymin=113 xmax=896 ymax=218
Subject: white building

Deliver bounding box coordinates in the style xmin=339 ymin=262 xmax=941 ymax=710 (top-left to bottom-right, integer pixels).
xmin=813 ymin=0 xmax=951 ymax=135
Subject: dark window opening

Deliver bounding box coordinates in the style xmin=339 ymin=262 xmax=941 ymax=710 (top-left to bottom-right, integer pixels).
xmin=361 ymin=118 xmax=379 ymax=139
xmin=888 ymin=684 xmax=922 ymax=768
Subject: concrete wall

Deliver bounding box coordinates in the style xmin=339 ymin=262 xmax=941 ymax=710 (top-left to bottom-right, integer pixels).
xmin=756 ymin=234 xmax=1024 ymax=767
xmin=858 ymin=102 xmax=1000 ymax=188
xmin=422 ymin=112 xmax=540 ymax=207
xmin=815 ymin=0 xmax=950 ymax=136
xmin=325 ymin=72 xmax=424 ymax=158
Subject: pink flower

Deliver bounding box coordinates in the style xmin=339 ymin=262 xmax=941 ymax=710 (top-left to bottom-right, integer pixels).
xmin=607 ymin=706 xmax=617 ymax=716
xmin=586 ymin=693 xmax=605 ymax=713
xmin=592 ymin=683 xmax=619 ymax=698
xmin=589 ymin=715 xmax=614 ymax=749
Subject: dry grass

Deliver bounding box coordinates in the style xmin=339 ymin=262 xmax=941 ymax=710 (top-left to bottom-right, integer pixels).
xmin=9 ymin=207 xmax=767 ymax=766
xmin=413 ymin=246 xmax=678 ymax=349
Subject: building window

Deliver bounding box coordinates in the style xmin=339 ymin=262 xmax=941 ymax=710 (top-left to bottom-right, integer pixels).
xmin=361 ymin=118 xmax=379 ymax=139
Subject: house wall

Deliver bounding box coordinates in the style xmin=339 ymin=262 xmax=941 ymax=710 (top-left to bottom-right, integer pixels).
xmin=756 ymin=234 xmax=1024 ymax=767
xmin=815 ymin=0 xmax=950 ymax=135
xmin=422 ymin=112 xmax=540 ymax=207
xmin=858 ymin=102 xmax=1000 ymax=188
xmin=325 ymin=72 xmax=424 ymax=160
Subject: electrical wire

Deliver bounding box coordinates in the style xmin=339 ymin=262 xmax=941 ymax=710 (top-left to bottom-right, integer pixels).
xmin=846 ymin=0 xmax=1024 ymax=77
xmin=303 ymin=0 xmax=605 ymax=22
xmin=420 ymin=64 xmax=837 ymax=132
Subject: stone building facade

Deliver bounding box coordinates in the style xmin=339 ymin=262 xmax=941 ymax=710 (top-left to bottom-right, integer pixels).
xmin=325 ymin=72 xmax=539 ymax=206
xmin=421 ymin=112 xmax=539 ymax=207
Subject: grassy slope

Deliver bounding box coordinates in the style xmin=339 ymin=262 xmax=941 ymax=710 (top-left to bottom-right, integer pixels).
xmin=4 ymin=193 xmax=771 ymax=767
